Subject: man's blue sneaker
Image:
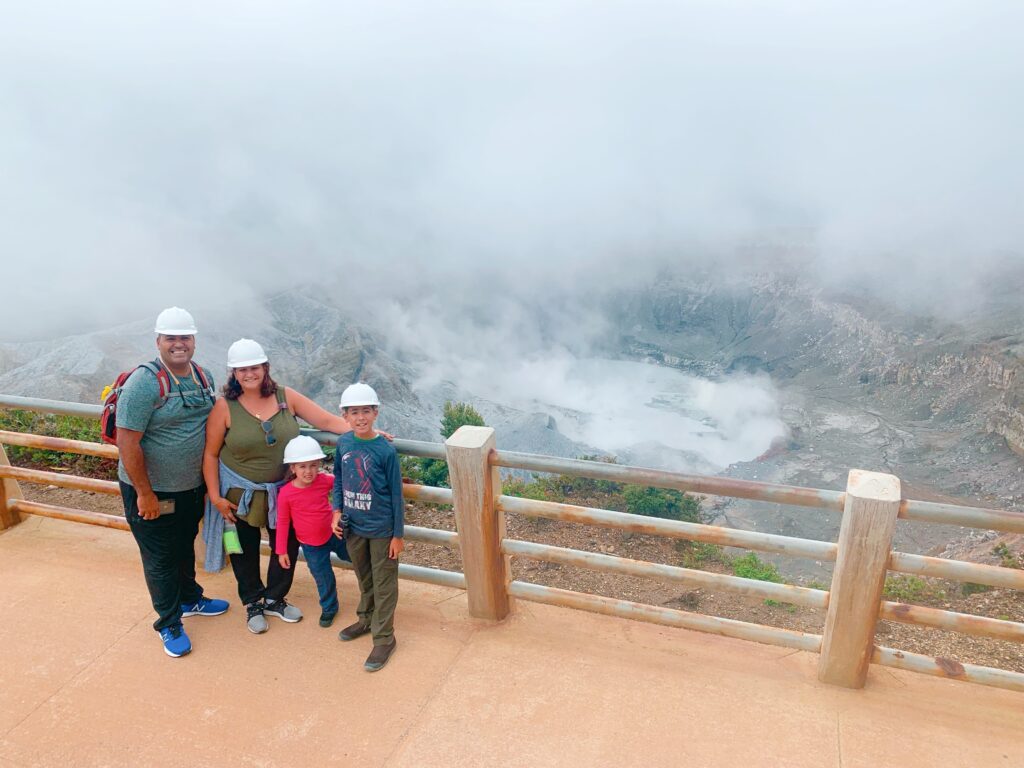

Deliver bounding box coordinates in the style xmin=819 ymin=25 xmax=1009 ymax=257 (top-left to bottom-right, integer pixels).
xmin=159 ymin=624 xmax=192 ymax=658
xmin=181 ymin=597 xmax=229 ymax=617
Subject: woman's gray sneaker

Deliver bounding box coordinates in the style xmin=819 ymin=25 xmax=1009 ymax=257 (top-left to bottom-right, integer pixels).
xmin=264 ymin=599 xmax=303 ymax=623
xmin=246 ymin=602 xmax=268 ymax=634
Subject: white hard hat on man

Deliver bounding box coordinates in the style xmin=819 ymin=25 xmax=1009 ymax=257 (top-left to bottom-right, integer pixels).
xmin=154 ymin=307 xmax=198 ymax=335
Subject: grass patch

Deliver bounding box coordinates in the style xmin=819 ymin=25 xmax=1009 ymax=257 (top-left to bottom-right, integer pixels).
xmin=993 ymin=542 xmax=1022 ymax=569
xmin=732 ymin=552 xmax=792 ymax=608
xmin=676 ymin=540 xmax=730 ymax=569
xmin=961 ymin=582 xmax=993 ymax=597
xmin=882 ymin=575 xmax=946 ymax=603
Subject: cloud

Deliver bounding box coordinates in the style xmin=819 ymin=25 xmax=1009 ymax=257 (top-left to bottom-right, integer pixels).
xmin=1 ymin=0 xmax=1022 ymax=341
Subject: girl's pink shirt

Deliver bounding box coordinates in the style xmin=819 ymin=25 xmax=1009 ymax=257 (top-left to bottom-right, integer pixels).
xmin=275 ymin=473 xmax=335 ymax=552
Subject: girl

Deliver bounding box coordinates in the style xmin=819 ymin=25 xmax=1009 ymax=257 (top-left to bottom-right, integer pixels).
xmin=276 ymin=435 xmax=350 ymax=627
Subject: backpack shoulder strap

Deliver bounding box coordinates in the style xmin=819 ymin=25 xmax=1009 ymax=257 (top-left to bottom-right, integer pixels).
xmin=190 ymin=362 xmax=214 ymax=392
xmin=141 ymin=360 xmax=172 ymax=399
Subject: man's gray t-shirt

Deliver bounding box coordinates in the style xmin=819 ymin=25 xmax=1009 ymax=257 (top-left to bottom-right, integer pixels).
xmin=115 ymin=364 xmax=214 ymax=492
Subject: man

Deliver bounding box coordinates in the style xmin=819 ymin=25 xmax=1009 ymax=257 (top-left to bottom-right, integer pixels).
xmin=116 ymin=306 xmax=228 ymax=657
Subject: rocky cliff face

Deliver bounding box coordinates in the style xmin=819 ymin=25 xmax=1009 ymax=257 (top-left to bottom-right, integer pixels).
xmin=610 ymin=273 xmax=1024 ymax=520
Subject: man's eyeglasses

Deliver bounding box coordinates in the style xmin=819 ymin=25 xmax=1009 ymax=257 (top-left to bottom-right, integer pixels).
xmin=261 ymin=420 xmax=277 ymax=446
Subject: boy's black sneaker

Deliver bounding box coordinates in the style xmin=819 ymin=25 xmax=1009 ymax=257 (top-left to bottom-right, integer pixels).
xmin=319 ymin=611 xmax=337 ymax=628
xmin=338 ymin=621 xmax=371 ymax=641
xmin=364 ymin=639 xmax=397 ymax=672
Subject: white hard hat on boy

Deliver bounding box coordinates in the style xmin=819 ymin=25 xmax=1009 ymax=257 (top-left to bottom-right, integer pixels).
xmin=283 ymin=435 xmax=326 ymax=464
xmin=227 ymin=338 xmax=269 ymax=368
xmin=154 ymin=307 xmax=198 ymax=335
xmin=339 ymin=382 xmax=380 ymax=408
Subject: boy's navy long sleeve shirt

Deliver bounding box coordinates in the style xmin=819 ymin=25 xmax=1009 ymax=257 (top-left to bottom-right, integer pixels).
xmin=332 ymin=433 xmax=405 ymax=539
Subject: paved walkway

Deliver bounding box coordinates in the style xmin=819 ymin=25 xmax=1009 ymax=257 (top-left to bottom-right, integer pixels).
xmin=0 ymin=516 xmax=1021 ymax=768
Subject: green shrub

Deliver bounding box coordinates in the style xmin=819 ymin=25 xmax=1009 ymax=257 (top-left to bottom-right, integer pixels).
xmin=416 ymin=457 xmax=451 ymax=488
xmin=412 ymin=401 xmax=485 ymax=487
xmin=992 ymin=542 xmax=1022 ymax=569
xmin=732 ymin=552 xmax=783 ymax=583
xmin=399 ymin=455 xmax=422 ymax=484
xmin=501 ymin=477 xmax=550 ymax=501
xmin=623 ymin=485 xmax=701 ymax=522
xmin=440 ymin=401 xmax=485 ymax=438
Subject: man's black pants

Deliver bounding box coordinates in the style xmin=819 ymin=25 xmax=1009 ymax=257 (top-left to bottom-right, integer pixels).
xmin=120 ymin=482 xmax=205 ymax=632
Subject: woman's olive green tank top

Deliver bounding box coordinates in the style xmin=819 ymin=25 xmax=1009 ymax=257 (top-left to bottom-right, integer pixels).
xmin=221 ymin=388 xmax=300 ymax=528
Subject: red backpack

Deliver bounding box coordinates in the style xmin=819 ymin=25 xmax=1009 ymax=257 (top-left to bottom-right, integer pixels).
xmin=100 ymin=360 xmax=214 ymax=445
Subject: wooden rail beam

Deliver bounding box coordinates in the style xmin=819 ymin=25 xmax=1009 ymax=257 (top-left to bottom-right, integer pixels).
xmin=10 ymin=499 xmax=130 ymax=531
xmin=0 ymin=465 xmax=120 ymax=495
xmin=818 ymin=469 xmax=901 ymax=688
xmin=446 ymin=426 xmax=510 ymax=620
xmin=0 ymin=430 xmax=119 ymax=460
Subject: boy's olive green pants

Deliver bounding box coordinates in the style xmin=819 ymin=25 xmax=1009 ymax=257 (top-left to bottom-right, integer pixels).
xmin=346 ymin=533 xmax=398 ymax=646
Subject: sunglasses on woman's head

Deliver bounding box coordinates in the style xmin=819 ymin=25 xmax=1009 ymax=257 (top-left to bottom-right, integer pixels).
xmin=261 ymin=420 xmax=276 ymax=446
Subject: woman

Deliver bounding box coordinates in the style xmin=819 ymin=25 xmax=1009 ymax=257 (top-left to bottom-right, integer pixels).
xmin=203 ymin=338 xmax=357 ymax=635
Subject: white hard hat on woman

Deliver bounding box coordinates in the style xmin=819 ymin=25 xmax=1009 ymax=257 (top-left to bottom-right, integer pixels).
xmin=226 ymin=338 xmax=269 ymax=368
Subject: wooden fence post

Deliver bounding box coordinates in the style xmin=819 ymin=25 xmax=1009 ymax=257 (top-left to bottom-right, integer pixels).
xmin=445 ymin=426 xmax=510 ymax=620
xmin=0 ymin=442 xmax=25 ymax=530
xmin=818 ymin=469 xmax=901 ymax=688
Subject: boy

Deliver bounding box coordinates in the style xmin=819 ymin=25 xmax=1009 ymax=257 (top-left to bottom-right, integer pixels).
xmin=331 ymin=382 xmax=404 ymax=671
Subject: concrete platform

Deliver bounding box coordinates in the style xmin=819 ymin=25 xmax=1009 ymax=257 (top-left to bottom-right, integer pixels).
xmin=0 ymin=516 xmax=1021 ymax=768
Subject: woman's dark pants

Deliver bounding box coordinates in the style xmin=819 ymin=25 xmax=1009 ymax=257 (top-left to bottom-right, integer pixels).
xmin=229 ymin=516 xmax=299 ymax=606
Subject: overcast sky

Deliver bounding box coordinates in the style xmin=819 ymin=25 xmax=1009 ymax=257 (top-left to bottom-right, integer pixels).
xmin=1 ymin=0 xmax=1022 ymax=340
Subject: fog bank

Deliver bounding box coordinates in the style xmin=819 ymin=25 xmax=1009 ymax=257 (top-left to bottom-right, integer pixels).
xmin=2 ymin=1 xmax=1022 ymax=339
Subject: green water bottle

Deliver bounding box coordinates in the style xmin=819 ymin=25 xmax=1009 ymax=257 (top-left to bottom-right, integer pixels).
xmin=223 ymin=522 xmax=242 ymax=555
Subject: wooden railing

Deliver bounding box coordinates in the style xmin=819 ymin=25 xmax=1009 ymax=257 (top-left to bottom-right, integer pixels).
xmin=1 ymin=395 xmax=1023 ymax=693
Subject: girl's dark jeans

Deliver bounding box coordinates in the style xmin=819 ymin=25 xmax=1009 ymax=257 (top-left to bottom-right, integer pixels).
xmin=300 ymin=536 xmax=350 ymax=615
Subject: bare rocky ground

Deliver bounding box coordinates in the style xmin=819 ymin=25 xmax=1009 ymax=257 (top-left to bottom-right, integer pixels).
xmin=18 ymin=481 xmax=1022 ymax=674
